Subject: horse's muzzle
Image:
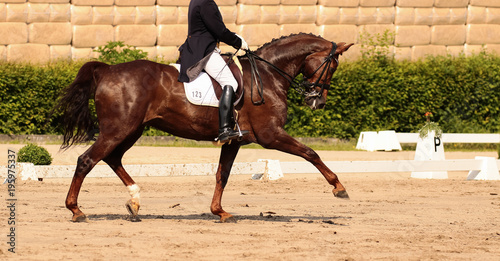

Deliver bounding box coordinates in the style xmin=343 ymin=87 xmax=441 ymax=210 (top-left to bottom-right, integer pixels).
xmin=305 ymin=96 xmax=326 ymax=110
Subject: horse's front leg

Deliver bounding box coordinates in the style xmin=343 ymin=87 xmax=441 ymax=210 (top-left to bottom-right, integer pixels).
xmin=211 ymin=142 xmax=241 ymax=222
xmin=257 ymin=128 xmax=349 ymax=199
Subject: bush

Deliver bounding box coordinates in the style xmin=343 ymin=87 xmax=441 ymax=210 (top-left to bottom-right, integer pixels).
xmin=1 ymin=41 xmax=499 ymax=139
xmin=17 ymin=143 xmax=52 ymax=165
xmin=94 ymin=41 xmax=148 ymax=65
xmin=0 ymin=61 xmax=83 ymax=135
xmin=285 ymin=51 xmax=500 ymax=139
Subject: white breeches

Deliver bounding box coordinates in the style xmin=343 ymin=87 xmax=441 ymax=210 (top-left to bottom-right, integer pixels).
xmin=204 ymin=48 xmax=238 ymax=92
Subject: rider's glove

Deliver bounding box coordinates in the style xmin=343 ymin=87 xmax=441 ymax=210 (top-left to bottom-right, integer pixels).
xmin=236 ymin=34 xmax=249 ymax=51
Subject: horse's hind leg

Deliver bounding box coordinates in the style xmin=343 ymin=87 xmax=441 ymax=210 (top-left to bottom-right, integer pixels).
xmin=66 ymin=138 xmax=121 ymax=222
xmin=258 ymin=128 xmax=348 ymax=199
xmin=103 ymin=127 xmax=145 ymax=220
xmin=211 ymin=141 xmax=240 ymax=223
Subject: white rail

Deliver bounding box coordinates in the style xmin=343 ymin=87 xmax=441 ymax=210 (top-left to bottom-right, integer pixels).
xmin=3 ymin=158 xmax=499 ymax=181
xmin=396 ymin=133 xmax=500 ymax=143
xmin=281 ymin=159 xmax=490 ymax=173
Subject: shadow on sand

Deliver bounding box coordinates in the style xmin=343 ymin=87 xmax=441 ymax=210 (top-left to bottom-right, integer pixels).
xmin=86 ymin=212 xmax=352 ymax=225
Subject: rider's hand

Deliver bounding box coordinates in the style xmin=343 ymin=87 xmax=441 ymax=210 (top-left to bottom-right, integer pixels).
xmin=236 ymin=34 xmax=249 ymax=51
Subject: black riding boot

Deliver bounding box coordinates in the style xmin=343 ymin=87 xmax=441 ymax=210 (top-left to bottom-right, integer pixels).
xmin=216 ymin=85 xmax=248 ymax=142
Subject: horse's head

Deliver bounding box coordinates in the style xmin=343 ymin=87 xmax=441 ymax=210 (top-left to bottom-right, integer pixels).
xmin=302 ymin=42 xmax=354 ymax=110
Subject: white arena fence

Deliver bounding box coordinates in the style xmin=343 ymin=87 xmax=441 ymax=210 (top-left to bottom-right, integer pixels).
xmin=396 ymin=133 xmax=500 ymax=144
xmin=356 ymin=131 xmax=500 ymax=152
xmin=3 ymin=157 xmax=499 ymax=182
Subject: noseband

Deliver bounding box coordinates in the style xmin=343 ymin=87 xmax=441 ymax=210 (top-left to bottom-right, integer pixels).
xmin=245 ymin=42 xmax=338 ymax=105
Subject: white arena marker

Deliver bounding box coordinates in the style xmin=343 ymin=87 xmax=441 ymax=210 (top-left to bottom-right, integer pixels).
xmin=258 ymin=159 xmax=283 ymax=180
xmin=377 ymin=130 xmax=402 ymax=151
xmin=356 ymin=131 xmax=378 ymax=152
xmin=411 ymin=131 xmax=448 ymax=179
xmin=356 ymin=131 xmax=402 ymax=152
xmin=467 ymin=157 xmax=500 ymax=181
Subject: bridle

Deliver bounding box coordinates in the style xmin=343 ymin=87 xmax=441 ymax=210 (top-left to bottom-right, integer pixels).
xmin=245 ymin=41 xmax=338 ymax=105
xmin=302 ymin=42 xmax=338 ymax=100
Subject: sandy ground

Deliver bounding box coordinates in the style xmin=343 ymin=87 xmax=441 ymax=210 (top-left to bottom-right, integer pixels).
xmin=0 ymin=144 xmax=499 ymax=260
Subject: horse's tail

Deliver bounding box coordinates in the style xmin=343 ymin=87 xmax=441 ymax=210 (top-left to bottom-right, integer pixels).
xmin=55 ymin=61 xmax=108 ymax=149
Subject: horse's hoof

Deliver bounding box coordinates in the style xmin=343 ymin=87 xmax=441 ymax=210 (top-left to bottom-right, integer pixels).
xmin=220 ymin=215 xmax=237 ymax=223
xmin=125 ymin=199 xmax=140 ymax=217
xmin=333 ymin=189 xmax=350 ymax=199
xmin=72 ymin=214 xmax=89 ymax=223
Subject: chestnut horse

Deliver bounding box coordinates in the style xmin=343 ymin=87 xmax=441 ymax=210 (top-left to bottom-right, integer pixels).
xmin=56 ymin=33 xmax=353 ymax=222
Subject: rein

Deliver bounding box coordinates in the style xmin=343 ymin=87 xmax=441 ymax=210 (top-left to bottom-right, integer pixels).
xmin=244 ymin=42 xmax=338 ymax=105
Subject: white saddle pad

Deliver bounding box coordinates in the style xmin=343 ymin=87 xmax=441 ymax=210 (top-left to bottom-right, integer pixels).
xmin=171 ymin=64 xmax=219 ymax=107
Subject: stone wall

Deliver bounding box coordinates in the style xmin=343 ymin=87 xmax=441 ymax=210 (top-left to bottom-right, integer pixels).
xmin=1 ymin=0 xmax=500 ymax=63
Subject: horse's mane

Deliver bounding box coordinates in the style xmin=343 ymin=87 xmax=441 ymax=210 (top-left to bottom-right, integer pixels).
xmin=255 ymin=33 xmax=325 ymax=52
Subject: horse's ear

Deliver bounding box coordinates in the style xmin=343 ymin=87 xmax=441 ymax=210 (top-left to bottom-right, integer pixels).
xmin=336 ymin=42 xmax=354 ymax=56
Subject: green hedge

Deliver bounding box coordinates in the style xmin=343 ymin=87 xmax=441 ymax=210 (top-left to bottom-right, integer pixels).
xmin=285 ymin=52 xmax=500 ymax=138
xmin=0 ymin=42 xmax=149 ymax=135
xmin=1 ymin=52 xmax=499 ymax=138
xmin=0 ymin=61 xmax=82 ymax=134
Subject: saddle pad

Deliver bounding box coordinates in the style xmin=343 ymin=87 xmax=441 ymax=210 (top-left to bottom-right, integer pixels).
xmin=171 ymin=64 xmax=219 ymax=107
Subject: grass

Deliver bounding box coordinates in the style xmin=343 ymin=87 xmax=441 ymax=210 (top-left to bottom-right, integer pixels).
xmin=240 ymin=140 xmax=358 ymax=151
xmin=135 ymin=137 xmax=360 ymax=151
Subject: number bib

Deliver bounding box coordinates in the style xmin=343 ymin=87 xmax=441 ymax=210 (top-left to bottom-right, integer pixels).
xmin=171 ymin=64 xmax=220 ymax=107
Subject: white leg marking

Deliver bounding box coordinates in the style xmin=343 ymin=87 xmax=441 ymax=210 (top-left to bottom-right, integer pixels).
xmin=127 ymin=184 xmax=141 ymax=203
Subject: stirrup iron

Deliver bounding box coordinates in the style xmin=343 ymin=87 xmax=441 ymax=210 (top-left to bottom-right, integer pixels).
xmin=234 ymin=121 xmax=248 ymax=141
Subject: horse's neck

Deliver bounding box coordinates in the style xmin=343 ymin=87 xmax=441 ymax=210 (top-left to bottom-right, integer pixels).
xmin=258 ymin=39 xmax=323 ymax=77
xmin=258 ymin=48 xmax=307 ymax=77
xmin=246 ymin=37 xmax=327 ymax=98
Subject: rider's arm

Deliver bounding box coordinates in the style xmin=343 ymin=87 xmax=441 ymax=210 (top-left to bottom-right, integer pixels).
xmin=201 ymin=0 xmax=243 ymax=50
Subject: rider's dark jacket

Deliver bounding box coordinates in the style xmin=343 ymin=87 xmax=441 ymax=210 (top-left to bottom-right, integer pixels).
xmin=178 ymin=0 xmax=242 ymax=83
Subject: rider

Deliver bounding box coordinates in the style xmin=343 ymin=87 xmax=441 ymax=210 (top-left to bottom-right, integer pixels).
xmin=178 ymin=0 xmax=249 ymax=142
